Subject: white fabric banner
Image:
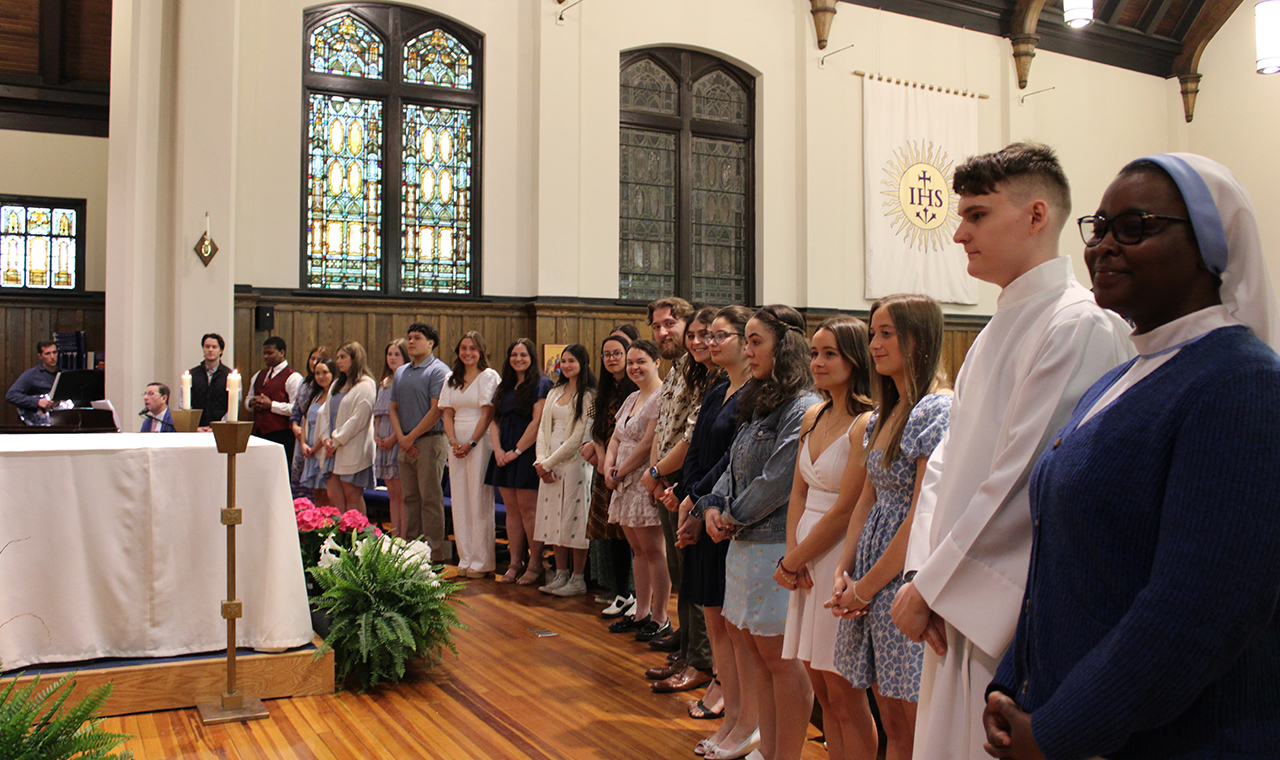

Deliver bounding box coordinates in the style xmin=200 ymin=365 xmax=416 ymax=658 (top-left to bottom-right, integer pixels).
xmin=863 ymin=78 xmax=979 ymax=304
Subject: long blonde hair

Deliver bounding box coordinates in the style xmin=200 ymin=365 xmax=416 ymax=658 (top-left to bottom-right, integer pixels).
xmin=864 ymin=294 xmax=948 ymax=467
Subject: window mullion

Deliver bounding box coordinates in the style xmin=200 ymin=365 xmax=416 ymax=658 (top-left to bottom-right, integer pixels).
xmin=677 ymin=54 xmax=694 ymax=300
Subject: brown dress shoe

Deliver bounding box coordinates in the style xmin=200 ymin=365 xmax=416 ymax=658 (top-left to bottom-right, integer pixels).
xmin=650 ymin=666 xmax=713 ymax=693
xmin=644 ymin=658 xmax=686 ymax=681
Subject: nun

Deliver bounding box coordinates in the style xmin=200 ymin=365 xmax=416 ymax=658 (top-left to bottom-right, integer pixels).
xmin=983 ymin=154 xmax=1280 ymax=759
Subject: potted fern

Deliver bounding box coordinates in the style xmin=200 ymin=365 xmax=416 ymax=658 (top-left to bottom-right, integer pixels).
xmin=0 ymin=673 xmax=131 ymax=759
xmin=309 ymin=532 xmax=465 ymax=691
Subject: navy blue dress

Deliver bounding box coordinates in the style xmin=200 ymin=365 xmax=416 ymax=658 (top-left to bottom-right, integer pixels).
xmin=485 ymin=375 xmax=553 ymax=491
xmin=680 ymin=380 xmax=743 ymax=607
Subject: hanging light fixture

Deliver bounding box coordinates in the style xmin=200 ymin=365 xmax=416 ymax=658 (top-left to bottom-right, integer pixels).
xmin=1063 ymin=0 xmax=1093 ymax=28
xmin=1259 ymin=0 xmax=1280 ymax=74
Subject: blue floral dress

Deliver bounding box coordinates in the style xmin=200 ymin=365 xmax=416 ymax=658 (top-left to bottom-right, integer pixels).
xmin=834 ymin=392 xmax=951 ymax=700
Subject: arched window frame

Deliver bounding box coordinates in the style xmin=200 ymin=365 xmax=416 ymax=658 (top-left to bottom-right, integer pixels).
xmin=301 ymin=3 xmax=483 ymax=297
xmin=619 ymin=48 xmax=755 ymax=304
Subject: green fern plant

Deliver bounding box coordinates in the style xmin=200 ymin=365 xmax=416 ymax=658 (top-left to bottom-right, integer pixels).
xmin=0 ymin=673 xmax=132 ymax=759
xmin=309 ymin=533 xmax=465 ymax=691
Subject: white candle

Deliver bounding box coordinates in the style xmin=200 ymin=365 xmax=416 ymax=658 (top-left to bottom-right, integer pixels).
xmin=205 ymin=212 xmax=210 ymax=241
xmin=180 ymin=370 xmax=192 ymax=410
xmin=227 ymin=369 xmax=241 ymax=422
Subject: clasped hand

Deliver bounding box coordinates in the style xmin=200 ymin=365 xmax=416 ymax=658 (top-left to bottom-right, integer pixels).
xmin=772 ymin=558 xmax=813 ymax=591
xmin=826 ymin=571 xmax=869 ymax=619
xmin=982 ymin=692 xmax=1046 ymax=760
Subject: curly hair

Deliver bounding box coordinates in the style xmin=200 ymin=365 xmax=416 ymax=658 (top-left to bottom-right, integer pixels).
xmin=737 ymin=304 xmax=813 ymax=423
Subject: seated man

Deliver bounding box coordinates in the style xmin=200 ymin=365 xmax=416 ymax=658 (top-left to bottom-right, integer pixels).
xmin=141 ymin=382 xmax=175 ymax=432
xmin=5 ymin=340 xmax=59 ymax=425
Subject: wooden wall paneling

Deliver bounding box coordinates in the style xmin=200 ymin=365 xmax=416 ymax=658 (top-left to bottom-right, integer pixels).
xmin=3 ymin=306 xmax=29 ymax=426
xmin=233 ymin=303 xmax=254 ymax=377
xmin=340 ymin=311 xmax=366 ymax=354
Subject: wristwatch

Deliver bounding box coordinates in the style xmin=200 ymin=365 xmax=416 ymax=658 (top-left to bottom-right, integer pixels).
xmin=649 ymin=465 xmax=661 ymax=480
xmin=468 ymin=440 xmax=478 ymax=448
xmin=902 ymin=570 xmax=918 ymax=583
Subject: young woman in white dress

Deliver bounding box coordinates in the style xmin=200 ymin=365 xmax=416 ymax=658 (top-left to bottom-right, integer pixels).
xmin=325 ymin=341 xmax=378 ymax=513
xmin=441 ymin=331 xmax=502 ymax=579
xmin=533 ymin=343 xmax=597 ymax=596
xmin=776 ymin=317 xmax=877 ymax=760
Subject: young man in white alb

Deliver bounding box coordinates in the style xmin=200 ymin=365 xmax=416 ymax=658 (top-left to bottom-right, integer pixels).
xmin=890 ymin=142 xmax=1134 ymax=760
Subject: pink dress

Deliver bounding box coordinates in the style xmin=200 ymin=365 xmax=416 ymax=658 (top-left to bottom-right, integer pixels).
xmin=607 ymin=389 xmax=662 ymax=528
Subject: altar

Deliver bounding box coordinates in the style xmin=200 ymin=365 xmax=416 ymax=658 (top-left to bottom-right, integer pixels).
xmin=0 ymin=433 xmax=312 ymax=672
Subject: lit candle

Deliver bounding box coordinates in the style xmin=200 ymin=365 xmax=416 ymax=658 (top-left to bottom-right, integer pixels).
xmin=227 ymin=369 xmax=241 ymax=422
xmin=205 ymin=211 xmax=210 ymax=241
xmin=180 ymin=370 xmax=192 ymax=410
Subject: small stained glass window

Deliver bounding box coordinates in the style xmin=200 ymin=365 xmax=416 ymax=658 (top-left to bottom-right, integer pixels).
xmin=305 ymin=94 xmax=384 ymax=290
xmin=403 ymin=29 xmax=473 ymax=88
xmin=691 ymin=138 xmax=747 ymax=304
xmin=309 ymin=14 xmax=384 ymax=79
xmin=619 ymin=128 xmax=677 ymax=302
xmin=621 ymin=59 xmax=678 ymax=116
xmin=401 ymin=104 xmax=473 ymax=294
xmin=693 ymin=71 xmax=749 ymax=126
xmin=1 ymin=198 xmax=81 ymax=291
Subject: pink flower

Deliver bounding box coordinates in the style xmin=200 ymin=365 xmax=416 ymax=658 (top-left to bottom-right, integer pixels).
xmin=337 ymin=510 xmax=370 ymax=532
xmin=373 ymin=528 xmax=383 ymax=537
xmin=296 ymin=507 xmax=330 ymax=531
xmin=319 ymin=506 xmax=341 ymax=518
xmin=293 ymin=497 xmax=316 ymax=513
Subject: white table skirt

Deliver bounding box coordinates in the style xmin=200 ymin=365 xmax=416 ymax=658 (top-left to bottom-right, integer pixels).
xmin=0 ymin=433 xmax=312 ymax=671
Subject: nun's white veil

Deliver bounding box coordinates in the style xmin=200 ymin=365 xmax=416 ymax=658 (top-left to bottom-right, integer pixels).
xmin=1129 ymin=153 xmax=1280 ymax=350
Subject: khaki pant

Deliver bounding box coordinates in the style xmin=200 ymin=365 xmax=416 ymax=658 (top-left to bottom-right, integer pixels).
xmin=399 ymin=433 xmax=450 ymax=563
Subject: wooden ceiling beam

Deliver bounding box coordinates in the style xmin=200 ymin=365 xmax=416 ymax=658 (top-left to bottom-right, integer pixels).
xmin=1099 ymin=0 xmax=1132 ymax=25
xmin=1172 ymin=0 xmax=1210 ymax=40
xmin=38 ymin=0 xmax=66 ymax=86
xmin=1139 ymin=0 xmax=1177 ymax=35
xmin=1010 ymin=0 xmax=1049 ymax=88
xmin=1173 ymin=0 xmax=1245 ymax=121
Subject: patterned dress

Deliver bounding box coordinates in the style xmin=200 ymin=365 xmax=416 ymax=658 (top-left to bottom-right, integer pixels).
xmin=586 ymin=388 xmax=627 ymax=542
xmin=607 ymin=389 xmax=662 ymax=528
xmin=835 ymin=393 xmax=951 ymax=699
xmin=372 ymin=383 xmax=399 ymax=480
xmin=533 ymin=387 xmax=593 ymax=549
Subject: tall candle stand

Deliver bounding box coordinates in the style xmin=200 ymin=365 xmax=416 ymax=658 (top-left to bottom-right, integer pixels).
xmin=197 ymin=420 xmax=270 ymax=725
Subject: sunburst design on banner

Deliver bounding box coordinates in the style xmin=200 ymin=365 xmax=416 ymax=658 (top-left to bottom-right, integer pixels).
xmin=880 ymin=141 xmax=960 ymax=253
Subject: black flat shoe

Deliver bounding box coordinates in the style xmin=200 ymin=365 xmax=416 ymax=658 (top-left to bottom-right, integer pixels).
xmin=609 ymin=613 xmax=650 ymax=634
xmin=635 ymin=619 xmax=671 ymax=642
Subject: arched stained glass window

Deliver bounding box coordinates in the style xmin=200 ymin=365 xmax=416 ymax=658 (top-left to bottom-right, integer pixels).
xmin=693 ymin=71 xmax=749 ymax=125
xmin=403 ymin=29 xmax=473 ymax=88
xmin=303 ymin=5 xmax=482 ymax=296
xmin=620 ymin=50 xmax=753 ymax=304
xmin=0 ymin=195 xmax=84 ymax=292
xmin=402 ymin=104 xmax=472 ymax=293
xmin=309 ymin=14 xmax=384 ymax=79
xmin=621 ymin=59 xmax=678 ymax=116
xmin=306 ymin=95 xmax=384 ymax=289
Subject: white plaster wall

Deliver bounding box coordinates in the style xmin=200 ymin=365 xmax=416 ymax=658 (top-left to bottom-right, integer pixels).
xmin=1189 ymin=2 xmax=1280 ymax=299
xmin=0 ymin=130 xmax=109 ymax=291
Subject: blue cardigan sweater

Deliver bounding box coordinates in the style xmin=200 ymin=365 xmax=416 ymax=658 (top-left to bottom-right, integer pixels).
xmin=991 ymin=326 xmax=1280 ymax=760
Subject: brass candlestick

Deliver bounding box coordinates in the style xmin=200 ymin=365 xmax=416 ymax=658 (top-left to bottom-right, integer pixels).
xmin=197 ymin=420 xmax=270 ymax=725
xmin=171 ymin=408 xmax=202 ymax=432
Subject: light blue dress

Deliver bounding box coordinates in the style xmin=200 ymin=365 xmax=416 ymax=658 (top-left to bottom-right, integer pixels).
xmin=299 ymin=394 xmax=336 ymax=489
xmin=834 ymin=392 xmax=951 ymax=700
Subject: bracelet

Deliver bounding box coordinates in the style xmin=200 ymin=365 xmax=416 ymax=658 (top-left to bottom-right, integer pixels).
xmin=851 ymin=580 xmax=874 ymax=606
xmin=776 ymin=557 xmax=798 ymax=577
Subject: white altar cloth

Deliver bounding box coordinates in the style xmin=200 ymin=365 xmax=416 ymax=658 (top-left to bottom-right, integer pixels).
xmin=0 ymin=433 xmax=312 ymax=671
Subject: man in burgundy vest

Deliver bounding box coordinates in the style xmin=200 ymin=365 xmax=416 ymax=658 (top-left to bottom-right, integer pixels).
xmin=245 ymin=336 xmax=302 ymax=464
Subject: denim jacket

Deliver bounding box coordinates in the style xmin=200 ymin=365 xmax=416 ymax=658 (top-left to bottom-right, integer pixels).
xmin=694 ymin=390 xmax=818 ymax=543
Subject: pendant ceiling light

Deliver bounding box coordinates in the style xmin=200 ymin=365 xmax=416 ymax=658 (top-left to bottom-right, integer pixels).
xmin=1064 ymin=0 xmax=1093 ymax=29
xmin=1259 ymin=0 xmax=1280 ymax=74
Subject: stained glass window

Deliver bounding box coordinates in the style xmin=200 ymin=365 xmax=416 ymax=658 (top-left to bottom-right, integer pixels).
xmin=310 ymin=14 xmax=384 ymax=79
xmin=0 ymin=198 xmax=81 ymax=291
xmin=304 ymin=5 xmax=481 ymax=295
xmin=403 ymin=29 xmax=473 ymax=88
xmin=619 ymin=129 xmax=678 ymax=302
xmin=691 ymin=138 xmax=748 ymax=304
xmin=402 ymin=104 xmax=473 ymax=294
xmin=621 ymin=59 xmax=678 ymax=116
xmin=306 ymin=95 xmax=384 ymax=289
xmin=693 ymin=71 xmax=749 ymax=125
xmin=620 ymin=50 xmax=753 ymax=303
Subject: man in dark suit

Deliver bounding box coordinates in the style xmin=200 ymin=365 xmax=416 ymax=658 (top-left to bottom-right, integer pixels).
xmin=140 ymin=383 xmax=175 ymax=432
xmin=190 ymin=332 xmax=230 ymax=430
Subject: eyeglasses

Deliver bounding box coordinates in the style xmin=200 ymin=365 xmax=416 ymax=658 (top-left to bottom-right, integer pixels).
xmin=1077 ymin=212 xmax=1191 ymax=246
xmin=602 ymin=350 xmax=625 ymax=360
xmin=708 ymin=331 xmax=742 ymax=346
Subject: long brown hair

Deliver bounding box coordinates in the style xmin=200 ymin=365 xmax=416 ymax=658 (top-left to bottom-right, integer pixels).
xmin=737 ymin=304 xmax=813 ymax=423
xmin=865 ymin=294 xmax=948 ymax=467
xmin=380 ymin=339 xmax=408 ymax=385
xmin=680 ymin=306 xmax=722 ymax=400
xmin=802 ymin=316 xmax=875 ymax=439
xmin=492 ymin=338 xmax=541 ymax=421
xmin=448 ymin=331 xmax=492 ymax=388
xmin=336 ymin=341 xmax=374 ymax=391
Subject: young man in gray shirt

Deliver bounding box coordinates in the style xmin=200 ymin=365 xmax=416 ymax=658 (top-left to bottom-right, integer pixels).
xmin=390 ymin=322 xmax=452 ymax=563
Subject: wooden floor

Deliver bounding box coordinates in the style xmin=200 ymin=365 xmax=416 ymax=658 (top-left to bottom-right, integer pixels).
xmin=99 ymin=575 xmax=833 ymax=759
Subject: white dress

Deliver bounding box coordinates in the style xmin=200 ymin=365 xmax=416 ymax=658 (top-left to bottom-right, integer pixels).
xmin=533 ymin=387 xmax=594 ymax=549
xmin=781 ymin=421 xmax=853 ymax=673
xmin=439 ymin=367 xmax=501 ymax=574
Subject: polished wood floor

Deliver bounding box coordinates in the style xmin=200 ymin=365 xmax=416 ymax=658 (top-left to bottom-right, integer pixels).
xmin=100 ymin=574 xmax=834 ymax=759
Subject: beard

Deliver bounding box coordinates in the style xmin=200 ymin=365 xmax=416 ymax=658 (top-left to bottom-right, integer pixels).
xmin=659 ymin=338 xmax=685 ymax=361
